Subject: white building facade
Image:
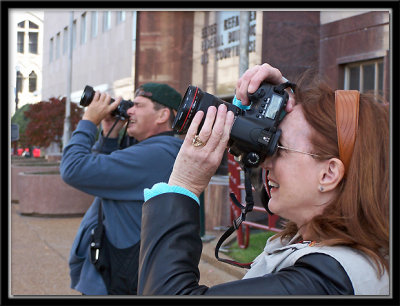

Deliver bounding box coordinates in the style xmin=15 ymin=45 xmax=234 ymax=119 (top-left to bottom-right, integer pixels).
xmin=9 ymin=11 xmax=44 ymax=116
xmin=41 ymin=10 xmax=137 ymax=104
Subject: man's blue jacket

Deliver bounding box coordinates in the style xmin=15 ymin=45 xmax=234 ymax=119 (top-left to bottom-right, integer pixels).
xmin=60 ymin=120 xmax=182 ymax=295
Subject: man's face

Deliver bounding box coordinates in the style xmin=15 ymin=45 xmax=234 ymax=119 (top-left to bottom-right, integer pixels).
xmin=126 ymin=96 xmax=162 ymax=141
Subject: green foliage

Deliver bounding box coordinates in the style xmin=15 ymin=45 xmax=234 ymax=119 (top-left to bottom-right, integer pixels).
xmin=11 ymin=104 xmax=32 ymax=147
xmin=21 ymin=97 xmax=83 ymax=149
xmin=226 ymin=230 xmax=276 ymax=263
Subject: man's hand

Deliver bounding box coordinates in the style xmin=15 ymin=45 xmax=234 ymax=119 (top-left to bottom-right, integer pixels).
xmin=101 ymin=106 xmax=128 ymax=138
xmin=82 ymin=91 xmax=121 ymax=126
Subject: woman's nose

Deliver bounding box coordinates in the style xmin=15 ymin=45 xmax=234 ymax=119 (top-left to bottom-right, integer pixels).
xmin=261 ymin=155 xmax=274 ymax=170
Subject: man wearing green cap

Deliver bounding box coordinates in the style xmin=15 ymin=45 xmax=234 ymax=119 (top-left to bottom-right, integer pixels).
xmin=60 ymin=83 xmax=183 ymax=295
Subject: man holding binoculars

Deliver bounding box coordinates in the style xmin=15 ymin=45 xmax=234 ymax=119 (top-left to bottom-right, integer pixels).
xmin=60 ymin=83 xmax=183 ymax=295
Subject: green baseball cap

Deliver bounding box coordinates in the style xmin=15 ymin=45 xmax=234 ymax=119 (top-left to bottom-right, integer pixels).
xmin=135 ymin=83 xmax=182 ymax=111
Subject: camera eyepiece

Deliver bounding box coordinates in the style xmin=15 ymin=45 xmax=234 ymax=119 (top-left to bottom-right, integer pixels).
xmin=79 ymin=85 xmax=133 ymax=120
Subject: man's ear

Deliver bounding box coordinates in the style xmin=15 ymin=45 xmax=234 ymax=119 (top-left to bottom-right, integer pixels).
xmin=156 ymin=108 xmax=170 ymax=124
xmin=318 ymin=158 xmax=345 ymax=192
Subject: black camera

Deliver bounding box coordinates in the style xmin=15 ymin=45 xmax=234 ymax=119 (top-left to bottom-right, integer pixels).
xmin=172 ymin=82 xmax=295 ymax=167
xmin=79 ymin=85 xmax=134 ymax=120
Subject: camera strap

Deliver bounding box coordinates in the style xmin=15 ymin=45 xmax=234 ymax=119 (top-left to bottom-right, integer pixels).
xmin=274 ymin=81 xmax=296 ymax=95
xmin=214 ymin=166 xmax=255 ymax=269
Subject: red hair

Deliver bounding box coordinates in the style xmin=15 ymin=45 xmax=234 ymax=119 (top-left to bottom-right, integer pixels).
xmin=274 ymin=75 xmax=389 ymax=276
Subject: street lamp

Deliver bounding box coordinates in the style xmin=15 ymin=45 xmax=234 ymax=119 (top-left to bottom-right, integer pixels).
xmin=15 ymin=65 xmax=21 ymax=112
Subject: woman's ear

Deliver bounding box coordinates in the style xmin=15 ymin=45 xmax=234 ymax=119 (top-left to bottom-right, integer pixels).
xmin=318 ymin=158 xmax=345 ymax=192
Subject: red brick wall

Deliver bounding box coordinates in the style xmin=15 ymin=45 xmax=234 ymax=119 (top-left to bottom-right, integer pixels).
xmin=319 ymin=11 xmax=390 ymax=98
xmin=135 ymin=11 xmax=194 ymax=96
xmin=261 ymin=11 xmax=320 ymax=81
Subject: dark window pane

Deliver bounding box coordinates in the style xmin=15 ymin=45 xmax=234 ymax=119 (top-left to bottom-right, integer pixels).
xmin=29 ymin=32 xmax=38 ymax=54
xmin=29 ymin=21 xmax=39 ymax=29
xmin=16 ymin=71 xmax=23 ymax=93
xmin=378 ymin=62 xmax=384 ymax=94
xmin=17 ymin=32 xmax=24 ymax=53
xmin=18 ymin=21 xmax=25 ymax=28
xmin=29 ymin=71 xmax=37 ymax=92
xmin=349 ymin=67 xmax=360 ymax=90
xmin=363 ymin=63 xmax=375 ymax=92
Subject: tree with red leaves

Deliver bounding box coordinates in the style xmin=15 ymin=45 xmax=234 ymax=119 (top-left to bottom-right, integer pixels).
xmin=24 ymin=97 xmax=83 ymax=150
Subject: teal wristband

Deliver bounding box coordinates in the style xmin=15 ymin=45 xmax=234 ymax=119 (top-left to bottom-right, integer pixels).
xmin=144 ymin=182 xmax=200 ymax=205
xmin=232 ymin=95 xmax=251 ymax=110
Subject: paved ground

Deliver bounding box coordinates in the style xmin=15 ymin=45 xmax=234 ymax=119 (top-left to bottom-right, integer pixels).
xmin=9 ymin=202 xmax=245 ymax=297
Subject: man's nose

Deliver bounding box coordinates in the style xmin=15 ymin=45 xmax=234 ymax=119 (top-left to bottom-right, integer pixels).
xmin=127 ymin=104 xmax=135 ymax=116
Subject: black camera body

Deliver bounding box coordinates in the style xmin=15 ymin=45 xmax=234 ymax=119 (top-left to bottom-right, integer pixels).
xmin=80 ymin=85 xmax=134 ymax=120
xmin=172 ymin=82 xmax=294 ymax=167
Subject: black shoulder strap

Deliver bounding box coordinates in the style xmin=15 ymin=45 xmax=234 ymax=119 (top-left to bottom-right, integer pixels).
xmin=90 ymin=200 xmax=105 ymax=264
xmin=214 ymin=167 xmax=254 ymax=269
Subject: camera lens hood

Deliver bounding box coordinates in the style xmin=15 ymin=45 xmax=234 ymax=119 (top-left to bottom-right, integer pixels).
xmin=80 ymin=85 xmax=95 ymax=107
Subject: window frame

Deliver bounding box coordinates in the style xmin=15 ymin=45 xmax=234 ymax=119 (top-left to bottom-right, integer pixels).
xmin=29 ymin=71 xmax=37 ymax=93
xmin=80 ymin=12 xmax=87 ymax=45
xmin=63 ymin=26 xmax=69 ymax=55
xmin=344 ymin=59 xmax=384 ymax=96
xmin=49 ymin=37 xmax=54 ymax=62
xmin=16 ymin=71 xmax=23 ymax=93
xmin=103 ymin=11 xmax=111 ymax=32
xmin=116 ymin=11 xmax=126 ymax=24
xmin=29 ymin=32 xmax=38 ymax=54
xmin=17 ymin=31 xmax=25 ymax=53
xmin=91 ymin=11 xmax=98 ymax=38
xmin=55 ymin=32 xmax=61 ymax=59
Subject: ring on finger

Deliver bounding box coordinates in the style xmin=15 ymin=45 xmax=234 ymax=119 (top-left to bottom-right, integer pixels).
xmin=192 ymin=135 xmax=206 ymax=147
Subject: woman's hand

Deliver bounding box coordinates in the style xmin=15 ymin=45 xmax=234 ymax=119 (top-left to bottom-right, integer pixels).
xmin=235 ymin=63 xmax=295 ymax=112
xmin=168 ymin=104 xmax=235 ymax=198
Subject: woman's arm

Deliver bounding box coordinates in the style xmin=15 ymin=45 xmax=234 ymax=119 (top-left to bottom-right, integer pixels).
xmin=138 ymin=193 xmax=354 ymax=295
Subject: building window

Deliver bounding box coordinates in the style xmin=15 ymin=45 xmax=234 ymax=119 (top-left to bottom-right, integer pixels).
xmin=18 ymin=20 xmax=40 ymax=54
xmin=29 ymin=21 xmax=39 ymax=29
xmin=49 ymin=37 xmax=54 ymax=62
xmin=29 ymin=71 xmax=37 ymax=92
xmin=91 ymin=11 xmax=98 ymax=38
xmin=344 ymin=59 xmax=384 ymax=96
xmin=103 ymin=11 xmax=111 ymax=32
xmin=16 ymin=71 xmax=23 ymax=93
xmin=72 ymin=20 xmax=77 ymax=49
xmin=55 ymin=32 xmax=61 ymax=59
xmin=63 ymin=27 xmax=68 ymax=54
xmin=116 ymin=11 xmax=126 ymax=24
xmin=17 ymin=32 xmax=24 ymax=53
xmin=29 ymin=32 xmax=38 ymax=54
xmin=80 ymin=13 xmax=87 ymax=44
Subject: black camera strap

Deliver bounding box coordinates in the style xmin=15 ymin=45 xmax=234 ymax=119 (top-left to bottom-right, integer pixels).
xmin=96 ymin=117 xmax=125 ymax=153
xmin=214 ymin=166 xmax=255 ymax=269
xmin=274 ymin=81 xmax=296 ymax=95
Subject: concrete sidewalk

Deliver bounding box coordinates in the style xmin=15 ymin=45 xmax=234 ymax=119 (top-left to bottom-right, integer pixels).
xmin=10 ymin=202 xmax=246 ymax=296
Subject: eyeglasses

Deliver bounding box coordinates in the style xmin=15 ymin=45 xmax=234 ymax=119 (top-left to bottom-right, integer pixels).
xmin=276 ymin=145 xmax=321 ymax=158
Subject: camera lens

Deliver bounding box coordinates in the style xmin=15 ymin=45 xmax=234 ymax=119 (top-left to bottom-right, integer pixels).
xmin=172 ymin=85 xmax=240 ymax=134
xmin=80 ymin=85 xmax=95 ymax=107
xmin=79 ymin=85 xmax=133 ymax=120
